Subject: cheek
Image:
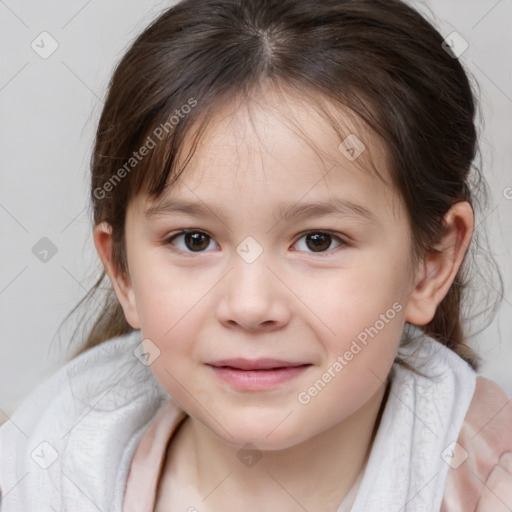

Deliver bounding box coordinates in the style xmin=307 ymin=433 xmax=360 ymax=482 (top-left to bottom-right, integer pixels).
xmin=139 ymin=307 xmax=207 ymax=412
xmin=301 ymin=258 xmax=407 ymax=397
xmin=130 ymin=254 xmax=207 ymax=337
xmin=130 ymin=275 xmax=208 ymax=408
xmin=128 ymin=256 xmax=210 ymax=370
xmin=295 ymin=314 xmax=402 ymax=436
xmin=303 ymin=260 xmax=406 ymax=334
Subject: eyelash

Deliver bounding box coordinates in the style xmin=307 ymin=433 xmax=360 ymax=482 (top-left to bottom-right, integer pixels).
xmin=162 ymin=228 xmax=350 ymax=257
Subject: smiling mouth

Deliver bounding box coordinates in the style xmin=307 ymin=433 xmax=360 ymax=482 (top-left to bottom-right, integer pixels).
xmin=206 ymin=358 xmax=311 ymax=371
xmin=205 ymin=359 xmax=312 ymax=390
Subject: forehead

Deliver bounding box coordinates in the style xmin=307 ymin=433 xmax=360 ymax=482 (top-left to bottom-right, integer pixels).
xmin=137 ymin=84 xmax=402 ymax=222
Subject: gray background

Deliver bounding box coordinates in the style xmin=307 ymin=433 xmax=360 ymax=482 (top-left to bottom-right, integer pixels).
xmin=1 ymin=0 xmax=511 ymax=417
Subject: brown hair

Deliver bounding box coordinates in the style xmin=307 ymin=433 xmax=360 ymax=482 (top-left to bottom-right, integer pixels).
xmin=61 ymin=0 xmax=503 ymax=372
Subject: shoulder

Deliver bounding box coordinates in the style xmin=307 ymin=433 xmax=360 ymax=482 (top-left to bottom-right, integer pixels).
xmin=351 ymin=328 xmax=478 ymax=512
xmin=441 ymin=376 xmax=512 ymax=512
xmin=0 ymin=330 xmax=169 ymax=512
xmin=1 ymin=329 xmax=165 ymax=438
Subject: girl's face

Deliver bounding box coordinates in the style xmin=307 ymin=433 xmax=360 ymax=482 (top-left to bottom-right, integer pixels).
xmin=117 ymin=90 xmax=420 ymax=450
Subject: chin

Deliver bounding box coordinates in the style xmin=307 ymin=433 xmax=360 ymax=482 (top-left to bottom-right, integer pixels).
xmin=205 ymin=410 xmax=310 ymax=451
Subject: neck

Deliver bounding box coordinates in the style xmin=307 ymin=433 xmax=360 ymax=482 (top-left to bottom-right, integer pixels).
xmin=169 ymin=377 xmax=390 ymax=512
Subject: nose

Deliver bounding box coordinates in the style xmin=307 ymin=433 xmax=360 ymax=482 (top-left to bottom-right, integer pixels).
xmin=216 ymin=254 xmax=292 ymax=333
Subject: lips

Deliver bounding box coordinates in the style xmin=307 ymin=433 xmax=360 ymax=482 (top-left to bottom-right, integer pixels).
xmin=205 ymin=358 xmax=312 ymax=390
xmin=206 ymin=358 xmax=310 ymax=371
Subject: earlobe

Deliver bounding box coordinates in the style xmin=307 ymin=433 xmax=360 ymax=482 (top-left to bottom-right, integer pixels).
xmin=93 ymin=222 xmax=141 ymax=329
xmin=404 ymin=201 xmax=474 ymax=326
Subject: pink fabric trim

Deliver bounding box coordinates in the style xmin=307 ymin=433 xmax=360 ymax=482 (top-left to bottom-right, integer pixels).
xmin=122 ymin=400 xmax=363 ymax=511
xmin=122 ymin=401 xmax=187 ymax=512
xmin=441 ymin=376 xmax=512 ymax=511
xmin=123 ymin=377 xmax=512 ymax=511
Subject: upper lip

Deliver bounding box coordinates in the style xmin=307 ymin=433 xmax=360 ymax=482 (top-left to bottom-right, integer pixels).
xmin=206 ymin=358 xmax=311 ymax=370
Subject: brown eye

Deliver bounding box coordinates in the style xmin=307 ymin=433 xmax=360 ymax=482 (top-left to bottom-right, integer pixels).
xmin=306 ymin=233 xmax=332 ymax=252
xmin=165 ymin=230 xmax=217 ymax=253
xmin=184 ymin=232 xmax=210 ymax=251
xmin=293 ymin=231 xmax=344 ymax=254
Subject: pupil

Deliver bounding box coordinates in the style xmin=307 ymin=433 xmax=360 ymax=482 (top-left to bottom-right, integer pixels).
xmin=307 ymin=233 xmax=330 ymax=252
xmin=185 ymin=232 xmax=209 ymax=251
xmin=182 ymin=232 xmax=331 ymax=253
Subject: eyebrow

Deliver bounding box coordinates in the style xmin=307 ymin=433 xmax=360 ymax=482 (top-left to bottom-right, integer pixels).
xmin=144 ymin=197 xmax=376 ymax=223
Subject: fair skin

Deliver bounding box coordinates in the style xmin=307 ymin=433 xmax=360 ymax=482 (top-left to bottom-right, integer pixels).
xmin=94 ymin=87 xmax=474 ymax=511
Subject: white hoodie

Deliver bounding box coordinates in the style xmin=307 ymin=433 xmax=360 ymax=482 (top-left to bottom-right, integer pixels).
xmin=0 ymin=326 xmax=476 ymax=511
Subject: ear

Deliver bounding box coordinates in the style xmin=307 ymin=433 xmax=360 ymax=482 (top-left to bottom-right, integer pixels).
xmin=404 ymin=201 xmax=474 ymax=326
xmin=93 ymin=221 xmax=141 ymax=329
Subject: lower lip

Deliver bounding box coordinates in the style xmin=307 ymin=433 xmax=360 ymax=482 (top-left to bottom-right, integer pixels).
xmin=207 ymin=365 xmax=311 ymax=390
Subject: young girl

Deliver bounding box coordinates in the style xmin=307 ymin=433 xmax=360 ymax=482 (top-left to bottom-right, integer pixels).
xmin=1 ymin=0 xmax=511 ymax=510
